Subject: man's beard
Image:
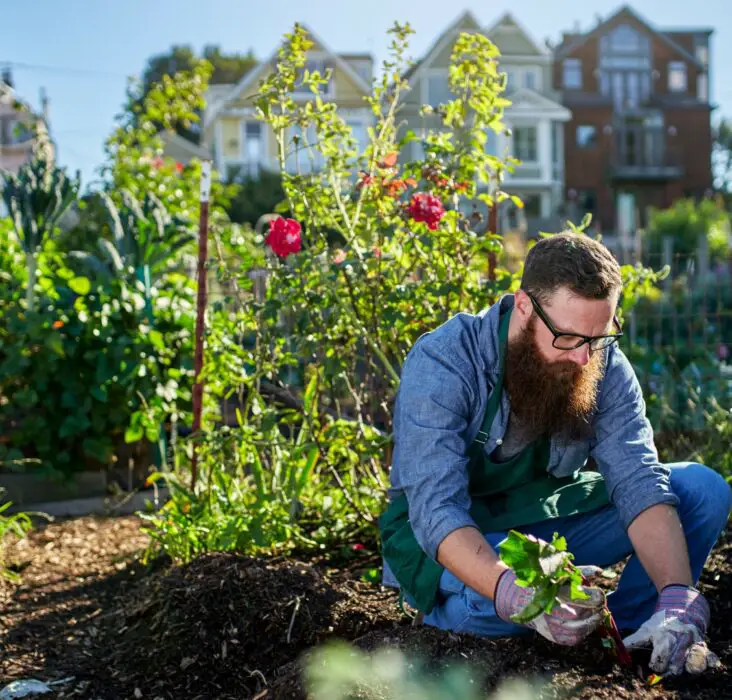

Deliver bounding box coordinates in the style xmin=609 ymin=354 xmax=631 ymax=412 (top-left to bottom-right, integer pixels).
xmin=504 ymin=315 xmax=604 ymax=441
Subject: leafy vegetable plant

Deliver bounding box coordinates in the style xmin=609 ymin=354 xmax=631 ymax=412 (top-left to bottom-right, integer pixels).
xmin=499 ymin=530 xmax=633 ymax=668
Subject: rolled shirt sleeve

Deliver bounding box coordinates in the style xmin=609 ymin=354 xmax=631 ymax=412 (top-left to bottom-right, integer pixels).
xmin=591 ymin=345 xmax=680 ymax=529
xmin=390 ymin=338 xmax=482 ymax=561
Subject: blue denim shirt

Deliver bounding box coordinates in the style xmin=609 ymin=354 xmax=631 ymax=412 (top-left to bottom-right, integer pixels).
xmin=385 ymin=294 xmax=679 ymax=575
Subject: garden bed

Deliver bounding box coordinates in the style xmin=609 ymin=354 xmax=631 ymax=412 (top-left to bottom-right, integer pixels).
xmin=1 ymin=516 xmax=731 ymax=699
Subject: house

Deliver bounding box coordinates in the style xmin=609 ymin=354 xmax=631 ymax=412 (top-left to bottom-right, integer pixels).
xmin=0 ymin=69 xmax=52 ymax=176
xmin=401 ymin=11 xmax=571 ymax=235
xmin=201 ymin=27 xmax=374 ymax=181
xmin=553 ymin=5 xmax=713 ymax=255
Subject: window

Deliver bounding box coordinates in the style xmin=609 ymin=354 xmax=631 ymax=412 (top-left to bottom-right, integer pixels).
xmin=426 ymin=72 xmax=451 ymax=106
xmin=523 ymin=194 xmax=542 ymax=218
xmin=411 ymin=132 xmax=425 ymax=161
xmin=668 ymin=61 xmax=687 ymax=92
xmin=606 ymin=24 xmax=647 ymax=53
xmin=563 ymin=59 xmax=582 ymax=89
xmin=242 ymin=122 xmax=262 ymax=176
xmin=285 ymin=124 xmax=324 ymax=174
xmin=0 ymin=117 xmax=33 ymax=146
xmin=523 ymin=69 xmax=538 ymax=90
xmin=485 ymin=128 xmax=498 ymax=156
xmin=346 ymin=120 xmax=369 ymax=155
xmin=576 ymin=125 xmax=597 ymax=148
xmin=599 ymin=24 xmax=652 ymax=111
xmin=696 ymin=45 xmax=709 ymax=66
xmin=697 ymin=74 xmax=708 ymax=102
xmin=294 ymin=58 xmax=333 ymax=96
xmin=513 ymin=126 xmax=537 ymax=162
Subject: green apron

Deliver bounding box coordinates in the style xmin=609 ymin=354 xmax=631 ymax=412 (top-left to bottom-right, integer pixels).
xmin=379 ymin=309 xmax=610 ymax=614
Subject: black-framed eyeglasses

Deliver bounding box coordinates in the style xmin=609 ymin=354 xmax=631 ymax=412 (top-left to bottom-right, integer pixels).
xmin=528 ymin=293 xmax=623 ymax=352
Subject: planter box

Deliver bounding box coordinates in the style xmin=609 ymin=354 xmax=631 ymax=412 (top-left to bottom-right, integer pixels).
xmin=0 ymin=471 xmax=108 ymax=507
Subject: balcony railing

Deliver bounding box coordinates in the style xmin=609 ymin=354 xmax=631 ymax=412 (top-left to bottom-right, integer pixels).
xmin=610 ymin=127 xmax=683 ymax=180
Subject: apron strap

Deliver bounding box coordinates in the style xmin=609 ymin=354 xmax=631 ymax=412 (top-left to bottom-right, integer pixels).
xmin=471 ymin=309 xmax=511 ymax=449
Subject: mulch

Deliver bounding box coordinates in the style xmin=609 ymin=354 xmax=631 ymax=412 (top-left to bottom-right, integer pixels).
xmin=1 ymin=515 xmax=731 ymax=700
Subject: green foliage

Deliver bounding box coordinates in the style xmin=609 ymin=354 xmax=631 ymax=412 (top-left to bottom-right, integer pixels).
xmin=69 ymin=190 xmax=196 ymax=284
xmin=171 ymin=23 xmax=518 ymax=556
xmin=1 ymin=127 xmax=81 ymax=310
xmin=305 ymin=642 xmax=542 ymax=700
xmin=0 ymin=54 xmax=253 ymax=478
xmin=0 ymin=264 xmax=194 ymax=475
xmin=0 ymin=488 xmax=34 ymax=583
xmin=226 ymin=170 xmax=286 ymax=227
xmin=103 ymin=57 xmax=237 ymax=225
xmin=139 ymin=23 xmax=665 ymax=560
xmin=140 ymin=44 xmax=256 ymax=142
xmin=713 ymin=117 xmax=732 ymax=192
xmin=498 ymin=531 xmax=587 ymax=624
xmin=141 ymin=377 xmax=386 ymax=562
xmin=646 ymin=198 xmax=731 ymax=261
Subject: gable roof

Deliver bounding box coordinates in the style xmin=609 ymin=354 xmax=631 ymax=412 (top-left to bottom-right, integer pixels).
xmin=483 ymin=12 xmax=548 ymax=57
xmin=206 ymin=24 xmax=373 ymax=126
xmin=505 ymin=87 xmax=571 ymax=120
xmin=555 ymin=5 xmax=703 ymax=67
xmin=403 ymin=11 xmax=482 ymax=82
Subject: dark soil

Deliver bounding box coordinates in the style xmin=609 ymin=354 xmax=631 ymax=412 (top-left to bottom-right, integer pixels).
xmin=1 ymin=516 xmax=731 ymax=700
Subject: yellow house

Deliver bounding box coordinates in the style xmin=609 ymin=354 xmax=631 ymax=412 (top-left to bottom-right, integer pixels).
xmin=202 ymin=26 xmax=374 ymax=182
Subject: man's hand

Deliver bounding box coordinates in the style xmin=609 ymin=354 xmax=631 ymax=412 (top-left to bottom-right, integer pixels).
xmin=623 ymin=585 xmax=721 ymax=675
xmin=494 ymin=568 xmax=605 ymax=646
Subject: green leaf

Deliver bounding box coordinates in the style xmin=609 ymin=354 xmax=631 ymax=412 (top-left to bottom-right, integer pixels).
xmin=69 ymin=276 xmax=91 ymax=295
xmin=149 ymin=329 xmax=165 ymax=351
xmin=125 ymin=412 xmax=144 ymax=444
xmin=44 ymin=333 xmax=65 ymax=357
xmin=90 ymin=385 xmax=108 ymax=403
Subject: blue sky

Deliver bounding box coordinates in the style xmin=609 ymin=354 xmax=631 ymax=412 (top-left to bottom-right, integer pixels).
xmin=3 ymin=0 xmax=729 ymax=189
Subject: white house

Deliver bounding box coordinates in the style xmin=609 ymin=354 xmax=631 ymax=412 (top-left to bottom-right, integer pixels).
xmin=402 ymin=11 xmax=571 ymax=235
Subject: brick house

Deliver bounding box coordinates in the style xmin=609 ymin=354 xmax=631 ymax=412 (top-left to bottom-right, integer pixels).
xmin=553 ymin=5 xmax=713 ymax=254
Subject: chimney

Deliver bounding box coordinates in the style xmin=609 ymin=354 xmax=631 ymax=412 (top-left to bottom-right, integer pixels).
xmin=1 ymin=67 xmax=12 ymax=88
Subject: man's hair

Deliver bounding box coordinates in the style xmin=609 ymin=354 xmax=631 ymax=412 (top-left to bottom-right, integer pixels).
xmin=520 ymin=233 xmax=622 ymax=302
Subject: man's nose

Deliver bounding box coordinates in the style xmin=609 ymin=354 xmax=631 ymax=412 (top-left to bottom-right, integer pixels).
xmin=567 ymin=343 xmax=591 ymax=366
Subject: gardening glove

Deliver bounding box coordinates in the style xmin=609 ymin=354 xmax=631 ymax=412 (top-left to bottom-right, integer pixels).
xmin=623 ymin=585 xmax=720 ymax=675
xmin=494 ymin=566 xmax=606 ymax=646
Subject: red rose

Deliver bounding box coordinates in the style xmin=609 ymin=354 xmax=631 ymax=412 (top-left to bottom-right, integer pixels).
xmin=352 ymin=543 xmax=366 ymax=551
xmin=407 ymin=192 xmax=445 ymax=230
xmin=266 ymin=217 xmax=302 ymax=258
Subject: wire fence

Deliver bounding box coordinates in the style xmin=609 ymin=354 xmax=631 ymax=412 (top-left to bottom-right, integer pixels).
xmin=617 ymin=248 xmax=732 ymax=435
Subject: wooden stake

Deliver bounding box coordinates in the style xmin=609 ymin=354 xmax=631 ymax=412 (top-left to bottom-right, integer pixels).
xmin=190 ymin=161 xmax=211 ymax=489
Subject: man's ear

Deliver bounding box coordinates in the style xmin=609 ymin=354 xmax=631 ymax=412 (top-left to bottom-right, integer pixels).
xmin=513 ymin=289 xmax=533 ymax=322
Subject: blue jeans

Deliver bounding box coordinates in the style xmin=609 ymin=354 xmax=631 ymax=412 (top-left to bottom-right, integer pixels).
xmin=424 ymin=463 xmax=732 ymax=637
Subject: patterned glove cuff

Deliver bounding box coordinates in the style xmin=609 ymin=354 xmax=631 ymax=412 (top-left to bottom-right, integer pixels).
xmin=494 ymin=568 xmax=532 ymax=623
xmin=657 ymin=584 xmax=710 ymax=634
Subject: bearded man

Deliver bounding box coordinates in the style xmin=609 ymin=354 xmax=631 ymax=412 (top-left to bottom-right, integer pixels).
xmin=380 ymin=233 xmax=731 ymax=676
